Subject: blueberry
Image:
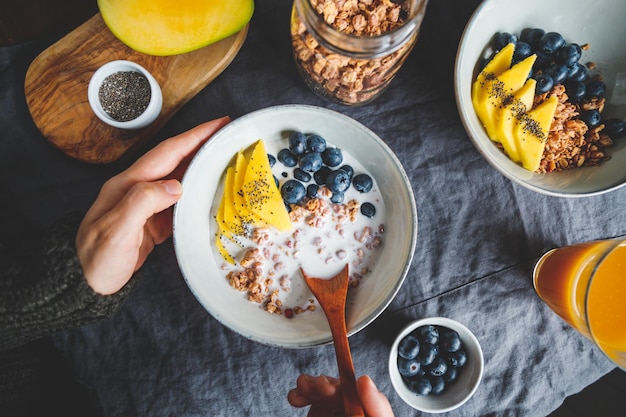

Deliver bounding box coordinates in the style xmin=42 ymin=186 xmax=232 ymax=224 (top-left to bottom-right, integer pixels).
xmin=360 ymin=202 xmax=376 ymax=218
xmin=426 ymin=356 xmax=448 ymax=377
xmin=288 ymin=131 xmax=307 ymax=155
xmin=293 ymin=167 xmax=312 ymax=182
xmin=417 ymin=325 xmax=439 ymax=345
xmin=533 ymin=73 xmax=554 ymax=95
xmin=325 ymin=169 xmax=351 ymax=193
xmin=314 ymin=166 xmax=332 ymax=185
xmin=273 ymin=175 xmax=279 ymax=188
xmin=398 ymin=335 xmax=420 ymax=360
xmin=398 ymin=357 xmax=421 ymax=378
xmin=512 ymin=41 xmax=532 ymax=63
xmin=277 ymin=148 xmax=297 ymax=167
xmin=417 ymin=342 xmax=438 ymax=366
xmin=538 ymin=32 xmax=566 ymax=55
xmin=338 ymin=164 xmax=354 ymax=178
xmin=352 ymin=173 xmax=373 ymax=193
xmin=307 ymin=183 xmax=320 ymax=198
xmin=408 ymin=377 xmax=432 ymax=396
xmin=533 ymin=51 xmax=553 ymax=71
xmin=429 ymin=376 xmax=446 ymax=395
xmin=566 ymin=63 xmax=580 ymax=79
xmin=602 ymin=118 xmax=626 ymax=137
xmin=442 ymin=366 xmax=458 ymax=384
xmin=493 ymin=32 xmax=517 ymax=50
xmin=545 ymin=63 xmax=568 ymax=85
xmin=580 ymin=109 xmax=601 ymax=127
xmin=520 ymin=28 xmax=545 ymax=47
xmin=569 ymin=63 xmax=589 ymax=82
xmin=557 ymin=43 xmax=582 ymax=66
xmin=267 ymin=154 xmax=276 ymax=167
xmin=321 ymin=147 xmax=343 ymax=167
xmin=281 ymin=180 xmax=306 ymax=204
xmin=563 ymin=80 xmax=586 ymax=102
xmin=440 ymin=328 xmax=462 ymax=352
xmin=330 ymin=192 xmax=344 ymax=204
xmin=306 ymin=134 xmax=327 ymax=152
xmin=585 ymin=79 xmax=606 ymax=98
xmin=299 ymin=152 xmax=323 ymax=173
xmin=445 ymin=349 xmax=467 ymax=367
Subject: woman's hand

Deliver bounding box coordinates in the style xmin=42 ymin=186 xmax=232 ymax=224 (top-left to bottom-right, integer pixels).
xmin=288 ymin=374 xmax=394 ymax=417
xmin=76 ymin=117 xmax=230 ymax=295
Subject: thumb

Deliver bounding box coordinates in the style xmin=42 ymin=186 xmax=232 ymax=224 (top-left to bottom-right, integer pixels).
xmin=356 ymin=376 xmax=395 ymax=417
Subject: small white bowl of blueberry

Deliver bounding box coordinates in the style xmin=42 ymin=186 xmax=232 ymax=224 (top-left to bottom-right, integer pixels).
xmin=389 ymin=317 xmax=484 ymax=413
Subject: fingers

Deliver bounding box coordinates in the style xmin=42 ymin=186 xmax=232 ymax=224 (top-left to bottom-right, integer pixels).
xmin=288 ymin=374 xmax=394 ymax=417
xmin=356 ymin=376 xmax=395 ymax=417
xmin=113 ymin=116 xmax=230 ymax=191
xmin=85 ymin=117 xmax=230 ymax=222
xmin=288 ymin=375 xmax=342 ymax=408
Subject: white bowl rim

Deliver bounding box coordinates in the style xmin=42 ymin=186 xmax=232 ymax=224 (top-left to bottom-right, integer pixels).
xmin=389 ymin=317 xmax=484 ymax=413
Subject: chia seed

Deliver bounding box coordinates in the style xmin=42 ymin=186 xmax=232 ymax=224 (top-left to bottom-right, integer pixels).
xmin=98 ymin=71 xmax=151 ymax=122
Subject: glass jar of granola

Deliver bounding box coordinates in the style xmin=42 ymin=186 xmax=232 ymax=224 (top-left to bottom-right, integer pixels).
xmin=291 ymin=0 xmax=428 ymax=106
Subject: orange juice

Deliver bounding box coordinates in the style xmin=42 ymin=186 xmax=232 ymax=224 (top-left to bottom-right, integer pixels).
xmin=533 ymin=239 xmax=626 ymax=368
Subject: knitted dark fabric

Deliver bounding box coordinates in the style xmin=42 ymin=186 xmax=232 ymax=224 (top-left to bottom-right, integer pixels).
xmin=0 ymin=216 xmax=136 ymax=414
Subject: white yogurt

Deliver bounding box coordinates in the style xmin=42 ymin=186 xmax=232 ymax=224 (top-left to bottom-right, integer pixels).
xmin=210 ymin=137 xmax=387 ymax=317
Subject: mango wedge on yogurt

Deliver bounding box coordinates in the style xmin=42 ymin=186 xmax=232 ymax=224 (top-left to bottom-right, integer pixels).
xmin=472 ymin=43 xmax=558 ymax=171
xmin=215 ymin=139 xmax=292 ymax=263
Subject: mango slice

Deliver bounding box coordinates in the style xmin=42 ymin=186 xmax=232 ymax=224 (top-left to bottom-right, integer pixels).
xmin=472 ymin=42 xmax=515 ymax=104
xmin=222 ymin=166 xmax=245 ymax=235
xmin=98 ymin=0 xmax=254 ymax=56
xmin=242 ymin=141 xmax=292 ymax=231
xmin=232 ymin=151 xmax=266 ymax=228
xmin=215 ymin=167 xmax=239 ymax=264
xmin=496 ymin=78 xmax=537 ymax=162
xmin=475 ymin=54 xmax=537 ymax=140
xmin=514 ymin=95 xmax=558 ymax=171
xmin=214 ymin=139 xmax=292 ymax=263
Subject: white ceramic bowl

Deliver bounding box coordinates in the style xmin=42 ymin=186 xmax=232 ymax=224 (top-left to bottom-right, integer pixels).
xmin=173 ymin=105 xmax=417 ymax=348
xmin=455 ymin=0 xmax=626 ymax=197
xmin=88 ymin=60 xmax=163 ymax=130
xmin=389 ymin=317 xmax=484 ymax=413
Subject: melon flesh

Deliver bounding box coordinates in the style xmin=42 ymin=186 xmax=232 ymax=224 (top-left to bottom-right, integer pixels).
xmin=98 ymin=0 xmax=254 ymax=56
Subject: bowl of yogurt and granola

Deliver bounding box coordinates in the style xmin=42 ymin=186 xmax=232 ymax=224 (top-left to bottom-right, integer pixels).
xmin=455 ymin=0 xmax=626 ymax=197
xmin=173 ymin=105 xmax=417 ymax=348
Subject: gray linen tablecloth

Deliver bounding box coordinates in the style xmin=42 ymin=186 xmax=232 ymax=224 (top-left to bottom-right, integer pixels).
xmin=1 ymin=0 xmax=625 ymax=416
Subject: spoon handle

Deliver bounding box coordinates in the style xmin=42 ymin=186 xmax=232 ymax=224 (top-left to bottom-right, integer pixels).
xmin=328 ymin=312 xmax=365 ymax=417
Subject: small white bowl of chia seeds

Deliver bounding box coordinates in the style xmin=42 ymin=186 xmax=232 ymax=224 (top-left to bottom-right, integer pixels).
xmin=88 ymin=60 xmax=163 ymax=130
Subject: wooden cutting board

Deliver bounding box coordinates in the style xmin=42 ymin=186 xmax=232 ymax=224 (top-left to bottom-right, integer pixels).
xmin=25 ymin=13 xmax=248 ymax=164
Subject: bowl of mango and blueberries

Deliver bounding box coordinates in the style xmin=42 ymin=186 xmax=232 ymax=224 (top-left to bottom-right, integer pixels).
xmin=455 ymin=0 xmax=626 ymax=197
xmin=389 ymin=317 xmax=484 ymax=413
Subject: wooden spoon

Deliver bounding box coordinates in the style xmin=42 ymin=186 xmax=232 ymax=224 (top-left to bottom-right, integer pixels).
xmin=301 ymin=264 xmax=365 ymax=417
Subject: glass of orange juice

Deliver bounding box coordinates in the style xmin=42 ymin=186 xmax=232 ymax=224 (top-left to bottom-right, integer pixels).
xmin=533 ymin=237 xmax=626 ymax=369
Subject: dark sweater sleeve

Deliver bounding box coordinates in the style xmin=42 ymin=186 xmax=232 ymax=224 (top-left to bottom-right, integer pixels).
xmin=0 ymin=216 xmax=137 ymax=351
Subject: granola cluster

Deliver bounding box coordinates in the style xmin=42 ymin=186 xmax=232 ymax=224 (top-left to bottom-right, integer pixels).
xmin=536 ymin=84 xmax=613 ymax=173
xmin=224 ymin=188 xmax=384 ymax=316
xmin=291 ymin=0 xmax=418 ymax=104
xmin=312 ymin=0 xmax=408 ymax=36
